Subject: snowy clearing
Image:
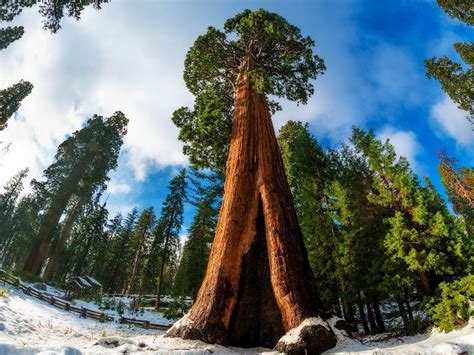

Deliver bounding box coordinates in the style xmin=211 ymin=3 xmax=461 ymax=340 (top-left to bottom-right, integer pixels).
xmin=0 ymin=284 xmax=473 ymax=354
xmin=0 ymin=286 xmax=275 ymax=354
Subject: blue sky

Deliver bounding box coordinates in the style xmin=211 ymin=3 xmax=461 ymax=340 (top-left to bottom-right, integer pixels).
xmin=0 ymin=0 xmax=472 ymax=233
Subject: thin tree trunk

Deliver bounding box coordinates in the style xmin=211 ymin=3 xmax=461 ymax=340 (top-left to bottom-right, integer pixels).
xmin=345 ymin=301 xmax=357 ymax=332
xmin=396 ymin=296 xmax=410 ymax=334
xmin=155 ymin=234 xmax=170 ymax=311
xmin=371 ymin=295 xmax=386 ymax=333
xmin=357 ymin=293 xmax=370 ymax=335
xmin=341 ymin=298 xmax=347 ymax=320
xmin=125 ymin=242 xmax=144 ymax=295
xmin=404 ymin=288 xmax=414 ymax=322
xmin=366 ymin=301 xmax=377 ymax=334
xmin=166 ymin=71 xmax=335 ymax=352
xmin=43 ymin=199 xmax=82 ymax=282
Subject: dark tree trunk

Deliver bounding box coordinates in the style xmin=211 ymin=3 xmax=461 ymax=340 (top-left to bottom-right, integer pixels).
xmin=166 ymin=72 xmax=336 ymax=352
xmin=396 ymin=296 xmax=410 ymax=334
xmin=371 ymin=295 xmax=386 ymax=333
xmin=404 ymin=289 xmax=414 ymax=322
xmin=24 ymin=156 xmax=88 ymax=275
xmin=357 ymin=294 xmax=370 ymax=335
xmin=418 ymin=271 xmax=433 ymax=296
xmin=155 ymin=233 xmax=171 ymax=311
xmin=344 ymin=301 xmax=357 ymax=332
xmin=366 ymin=301 xmax=377 ymax=334
xmin=43 ymin=199 xmax=82 ymax=282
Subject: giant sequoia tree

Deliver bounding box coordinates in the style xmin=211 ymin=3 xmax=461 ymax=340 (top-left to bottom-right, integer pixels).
xmin=166 ymin=9 xmax=335 ymax=352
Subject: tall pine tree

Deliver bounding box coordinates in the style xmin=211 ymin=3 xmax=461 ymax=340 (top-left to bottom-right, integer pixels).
xmin=145 ymin=169 xmax=187 ymax=310
xmin=24 ymin=112 xmax=128 ymax=275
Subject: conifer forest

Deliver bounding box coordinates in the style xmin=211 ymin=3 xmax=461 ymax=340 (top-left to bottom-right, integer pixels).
xmin=0 ymin=1 xmax=473 ymax=354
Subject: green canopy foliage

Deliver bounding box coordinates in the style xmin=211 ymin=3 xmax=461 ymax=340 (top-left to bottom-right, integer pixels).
xmin=0 ymin=0 xmax=110 ymax=33
xmin=173 ymin=9 xmax=325 ymax=172
xmin=0 ymin=80 xmax=33 ymax=131
xmin=0 ymin=26 xmax=24 ymax=50
xmin=426 ymin=0 xmax=473 ymax=123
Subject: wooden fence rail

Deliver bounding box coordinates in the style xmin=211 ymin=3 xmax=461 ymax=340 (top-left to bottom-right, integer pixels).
xmin=0 ymin=270 xmax=171 ymax=331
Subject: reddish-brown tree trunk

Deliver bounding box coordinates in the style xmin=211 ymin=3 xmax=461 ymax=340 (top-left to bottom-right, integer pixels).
xmin=24 ymin=157 xmax=88 ymax=275
xmin=43 ymin=199 xmax=83 ymax=282
xmin=166 ymin=73 xmax=336 ymax=352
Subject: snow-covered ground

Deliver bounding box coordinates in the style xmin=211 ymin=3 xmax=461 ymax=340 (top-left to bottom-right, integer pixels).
xmin=0 ymin=284 xmax=473 ymax=354
xmin=327 ymin=317 xmax=474 ymax=355
xmin=328 ymin=320 xmax=474 ymax=354
xmin=71 ymin=297 xmax=175 ymax=326
xmin=0 ymin=286 xmax=275 ymax=354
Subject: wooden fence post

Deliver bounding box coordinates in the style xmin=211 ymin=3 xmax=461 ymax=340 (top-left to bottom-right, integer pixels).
xmin=144 ymin=321 xmax=150 ymax=330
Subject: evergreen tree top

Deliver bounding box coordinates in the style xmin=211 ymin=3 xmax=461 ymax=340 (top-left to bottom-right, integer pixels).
xmin=0 ymin=26 xmax=24 ymax=51
xmin=436 ymin=0 xmax=473 ymax=26
xmin=184 ymin=8 xmax=325 ymax=104
xmin=174 ymin=10 xmax=326 ymax=172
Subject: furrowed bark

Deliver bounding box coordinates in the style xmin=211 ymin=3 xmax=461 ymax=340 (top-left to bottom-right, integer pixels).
xmin=166 ymin=72 xmax=335 ymax=351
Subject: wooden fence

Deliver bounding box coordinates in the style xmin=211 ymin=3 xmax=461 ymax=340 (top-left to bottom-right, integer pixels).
xmin=0 ymin=270 xmax=171 ymax=331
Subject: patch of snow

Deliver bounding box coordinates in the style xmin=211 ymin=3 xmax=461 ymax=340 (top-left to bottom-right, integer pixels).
xmin=21 ymin=281 xmax=66 ymax=299
xmin=166 ymin=313 xmax=193 ymax=333
xmin=84 ymin=277 xmax=101 ymax=288
xmin=0 ymin=286 xmax=276 ymax=354
xmin=326 ymin=317 xmax=474 ymax=355
xmin=277 ymin=317 xmax=330 ymax=345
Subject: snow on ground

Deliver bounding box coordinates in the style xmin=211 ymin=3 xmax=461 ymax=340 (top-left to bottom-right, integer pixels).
xmin=327 ymin=317 xmax=474 ymax=355
xmin=0 ymin=286 xmax=276 ymax=354
xmin=22 ymin=281 xmax=175 ymax=326
xmin=1 ymin=283 xmax=473 ymax=354
xmin=71 ymin=297 xmax=174 ymax=326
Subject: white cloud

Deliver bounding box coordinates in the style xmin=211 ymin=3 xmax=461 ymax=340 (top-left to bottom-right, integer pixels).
xmin=377 ymin=126 xmax=423 ymax=172
xmin=430 ymin=95 xmax=473 ymax=148
xmin=0 ymin=3 xmax=195 ymax=190
xmin=107 ymin=181 xmax=131 ymax=195
xmin=273 ymin=2 xmax=368 ymax=140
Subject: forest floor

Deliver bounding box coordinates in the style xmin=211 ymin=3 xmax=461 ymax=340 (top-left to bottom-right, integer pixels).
xmin=0 ymin=284 xmax=473 ymax=354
